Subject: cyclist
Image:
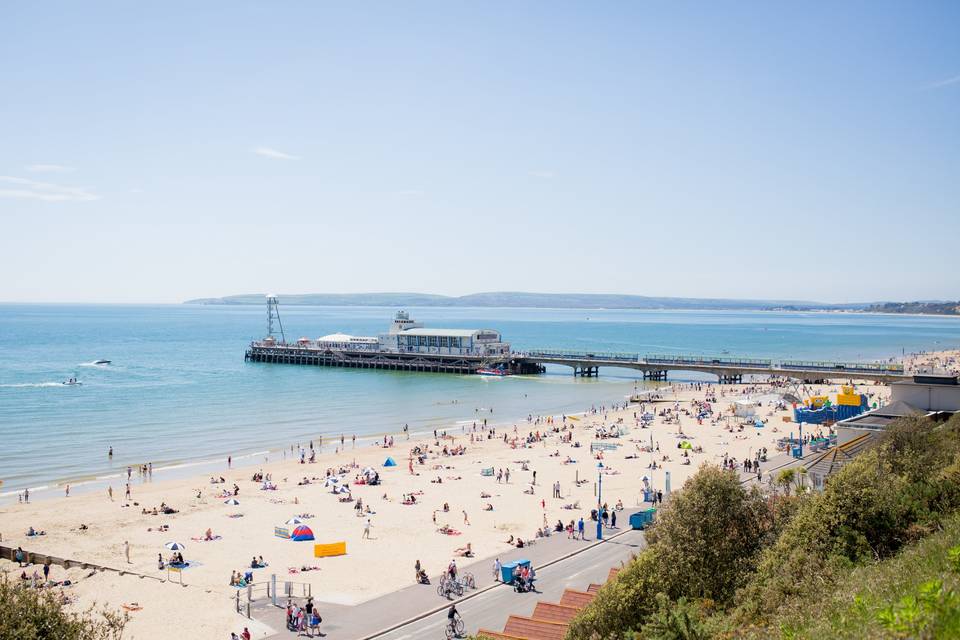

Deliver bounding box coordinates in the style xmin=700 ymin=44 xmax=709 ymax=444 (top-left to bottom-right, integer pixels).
xmin=446 ymin=603 xmax=464 ymax=637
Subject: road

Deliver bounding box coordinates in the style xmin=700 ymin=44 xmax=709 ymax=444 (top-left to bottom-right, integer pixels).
xmin=370 ymin=529 xmax=645 ymax=640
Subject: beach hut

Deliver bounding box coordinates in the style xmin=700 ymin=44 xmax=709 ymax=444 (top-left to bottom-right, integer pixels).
xmin=291 ymin=525 xmax=315 ymax=542
xmin=383 ymin=457 xmax=397 ymax=467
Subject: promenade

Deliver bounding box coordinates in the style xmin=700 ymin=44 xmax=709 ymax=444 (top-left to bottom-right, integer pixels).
xmin=257 ymin=528 xmax=646 ymax=639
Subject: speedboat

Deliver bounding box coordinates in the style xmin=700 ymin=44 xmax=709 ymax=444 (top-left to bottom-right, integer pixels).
xmin=477 ymin=368 xmax=511 ymax=377
xmin=93 ymin=359 xmax=111 ymax=365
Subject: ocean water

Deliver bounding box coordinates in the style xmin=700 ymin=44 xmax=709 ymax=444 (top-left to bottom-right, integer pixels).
xmin=1 ymin=303 xmax=959 ymax=497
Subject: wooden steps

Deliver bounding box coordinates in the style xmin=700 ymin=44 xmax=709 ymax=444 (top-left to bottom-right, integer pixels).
xmin=503 ymin=615 xmax=569 ymax=640
xmin=477 ymin=631 xmax=526 ymax=640
xmin=479 ymin=564 xmax=618 ymax=639
xmin=558 ymin=588 xmax=595 ymax=609
xmin=531 ymin=601 xmax=581 ymax=624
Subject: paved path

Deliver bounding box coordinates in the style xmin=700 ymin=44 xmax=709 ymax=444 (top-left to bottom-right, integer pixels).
xmin=255 ymin=527 xmax=646 ymax=640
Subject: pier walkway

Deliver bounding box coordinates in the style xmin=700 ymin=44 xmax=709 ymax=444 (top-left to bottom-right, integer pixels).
xmin=246 ymin=343 xmax=906 ymax=384
xmin=519 ymin=350 xmax=906 ymax=383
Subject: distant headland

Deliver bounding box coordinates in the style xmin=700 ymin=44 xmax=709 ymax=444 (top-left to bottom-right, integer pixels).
xmin=183 ymin=292 xmax=960 ymax=315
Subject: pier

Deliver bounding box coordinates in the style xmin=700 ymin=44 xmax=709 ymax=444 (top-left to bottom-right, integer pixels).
xmin=519 ymin=350 xmax=906 ymax=383
xmin=246 ymin=343 xmax=905 ymax=383
xmin=244 ymin=300 xmax=907 ymax=383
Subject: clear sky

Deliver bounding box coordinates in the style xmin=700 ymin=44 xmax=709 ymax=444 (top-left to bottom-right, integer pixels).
xmin=1 ymin=2 xmax=958 ymax=303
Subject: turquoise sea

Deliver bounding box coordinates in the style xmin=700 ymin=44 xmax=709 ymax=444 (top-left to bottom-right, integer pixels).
xmin=2 ymin=304 xmax=959 ymax=498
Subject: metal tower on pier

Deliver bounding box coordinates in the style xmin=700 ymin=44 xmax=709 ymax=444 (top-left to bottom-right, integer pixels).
xmin=266 ymin=294 xmax=286 ymax=343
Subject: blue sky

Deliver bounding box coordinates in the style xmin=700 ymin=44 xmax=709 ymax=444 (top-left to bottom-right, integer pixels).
xmin=1 ymin=2 xmax=958 ymax=303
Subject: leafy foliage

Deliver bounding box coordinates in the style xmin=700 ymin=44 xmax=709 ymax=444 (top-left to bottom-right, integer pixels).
xmin=0 ymin=575 xmax=126 ymax=640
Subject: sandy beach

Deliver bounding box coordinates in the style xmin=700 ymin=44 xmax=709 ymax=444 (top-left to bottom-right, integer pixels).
xmin=5 ymin=353 xmax=955 ymax=639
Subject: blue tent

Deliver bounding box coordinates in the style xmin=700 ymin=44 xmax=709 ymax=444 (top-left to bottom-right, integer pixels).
xmin=383 ymin=457 xmax=397 ymax=467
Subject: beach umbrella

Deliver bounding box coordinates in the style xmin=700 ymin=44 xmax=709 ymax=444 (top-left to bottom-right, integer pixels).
xmin=223 ymin=498 xmax=240 ymax=506
xmin=164 ymin=541 xmax=186 ymax=550
xmin=285 ymin=517 xmax=304 ymax=525
xmin=323 ymin=477 xmax=340 ymax=487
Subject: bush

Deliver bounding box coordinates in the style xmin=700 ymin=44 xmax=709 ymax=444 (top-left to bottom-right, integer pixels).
xmin=0 ymin=576 xmax=126 ymax=640
xmin=734 ymin=415 xmax=960 ymax=626
xmin=567 ymin=466 xmax=771 ymax=639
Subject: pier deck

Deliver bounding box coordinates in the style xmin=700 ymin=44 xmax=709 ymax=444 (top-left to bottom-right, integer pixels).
xmin=246 ymin=343 xmax=906 ymax=383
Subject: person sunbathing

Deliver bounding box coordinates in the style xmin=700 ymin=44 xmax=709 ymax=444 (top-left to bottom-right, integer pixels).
xmin=454 ymin=543 xmax=473 ymax=557
xmin=204 ymin=528 xmax=215 ymax=541
xmin=483 ymin=503 xmax=494 ymax=511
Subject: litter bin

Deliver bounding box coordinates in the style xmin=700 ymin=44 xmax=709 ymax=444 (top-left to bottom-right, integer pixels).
xmin=500 ymin=559 xmax=530 ymax=584
xmin=629 ymin=508 xmax=657 ymax=530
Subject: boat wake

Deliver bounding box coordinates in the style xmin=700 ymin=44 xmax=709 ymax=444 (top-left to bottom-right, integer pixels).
xmin=0 ymin=382 xmax=68 ymax=388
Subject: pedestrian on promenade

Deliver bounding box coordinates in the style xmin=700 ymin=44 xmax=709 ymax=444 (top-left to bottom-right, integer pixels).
xmin=494 ymin=558 xmax=501 ymax=582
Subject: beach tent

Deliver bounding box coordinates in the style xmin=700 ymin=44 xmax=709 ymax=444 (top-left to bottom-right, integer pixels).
xmin=285 ymin=517 xmax=304 ymax=525
xmin=734 ymin=400 xmax=756 ymax=418
xmin=383 ymin=457 xmax=397 ymax=467
xmin=291 ymin=525 xmax=315 ymax=541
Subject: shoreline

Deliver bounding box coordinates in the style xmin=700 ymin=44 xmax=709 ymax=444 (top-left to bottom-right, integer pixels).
xmin=0 ymin=375 xmax=644 ymax=504
xmin=6 ymin=337 xmax=957 ymax=503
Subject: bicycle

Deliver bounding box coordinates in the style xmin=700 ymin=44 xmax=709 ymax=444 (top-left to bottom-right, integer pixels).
xmin=445 ymin=617 xmax=465 ymax=638
xmin=459 ymin=572 xmax=476 ymax=590
xmin=437 ymin=576 xmax=463 ymax=599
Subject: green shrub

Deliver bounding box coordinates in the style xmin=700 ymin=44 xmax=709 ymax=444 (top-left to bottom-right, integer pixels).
xmin=0 ymin=575 xmax=126 ymax=639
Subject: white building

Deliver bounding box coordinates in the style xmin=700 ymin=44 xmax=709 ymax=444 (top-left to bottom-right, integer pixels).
xmin=309 ymin=311 xmax=511 ymax=357
xmin=378 ymin=312 xmax=509 ymax=357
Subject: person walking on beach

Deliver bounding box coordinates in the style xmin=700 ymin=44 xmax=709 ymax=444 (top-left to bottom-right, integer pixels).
xmin=505 ymin=468 xmax=510 ymax=483
xmin=65 ymin=484 xmax=70 ymax=497
xmin=463 ymin=510 xmax=470 ymax=526
xmin=228 ymin=455 xmax=232 ymax=468
xmin=125 ymin=483 xmax=131 ymax=500
xmin=124 ymin=540 xmax=131 ymax=564
xmin=108 ymin=486 xmax=113 ymax=501
xmin=362 ymin=519 xmax=372 ymax=539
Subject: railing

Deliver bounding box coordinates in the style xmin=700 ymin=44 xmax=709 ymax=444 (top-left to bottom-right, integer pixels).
xmin=779 ymin=360 xmax=905 ymax=373
xmin=644 ymin=354 xmax=773 ymax=367
xmin=525 ymin=350 xmax=641 ymax=362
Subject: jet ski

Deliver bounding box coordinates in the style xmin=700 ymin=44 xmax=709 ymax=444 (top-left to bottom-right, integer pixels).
xmin=62 ymin=378 xmax=82 ymax=386
xmin=93 ymin=359 xmax=111 ymax=365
